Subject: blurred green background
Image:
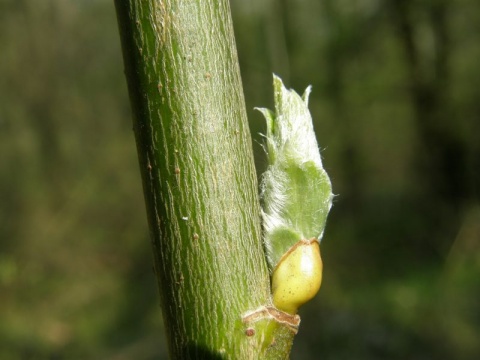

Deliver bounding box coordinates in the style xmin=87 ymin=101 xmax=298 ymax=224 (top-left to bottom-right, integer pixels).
xmin=1 ymin=0 xmax=479 ymax=359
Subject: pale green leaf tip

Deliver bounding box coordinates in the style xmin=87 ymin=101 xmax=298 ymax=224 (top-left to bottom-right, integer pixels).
xmin=302 ymin=86 xmax=312 ymax=105
xmin=259 ymin=74 xmax=333 ymax=270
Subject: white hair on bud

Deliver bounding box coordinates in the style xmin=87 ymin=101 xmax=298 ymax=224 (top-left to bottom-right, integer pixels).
xmin=258 ymin=75 xmax=333 ymax=269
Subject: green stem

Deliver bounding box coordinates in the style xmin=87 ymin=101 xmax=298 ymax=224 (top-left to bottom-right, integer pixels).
xmin=114 ymin=1 xmax=295 ymax=358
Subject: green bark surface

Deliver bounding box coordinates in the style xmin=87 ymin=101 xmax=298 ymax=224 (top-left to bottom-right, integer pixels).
xmin=114 ymin=1 xmax=295 ymax=358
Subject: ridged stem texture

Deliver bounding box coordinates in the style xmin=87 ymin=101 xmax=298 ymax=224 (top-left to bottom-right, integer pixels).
xmin=115 ymin=1 xmax=296 ymax=358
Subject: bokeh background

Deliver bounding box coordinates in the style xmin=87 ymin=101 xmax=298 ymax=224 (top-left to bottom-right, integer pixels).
xmin=1 ymin=0 xmax=479 ymax=359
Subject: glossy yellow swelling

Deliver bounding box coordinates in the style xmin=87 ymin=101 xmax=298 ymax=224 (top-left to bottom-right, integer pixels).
xmin=272 ymin=240 xmax=323 ymax=314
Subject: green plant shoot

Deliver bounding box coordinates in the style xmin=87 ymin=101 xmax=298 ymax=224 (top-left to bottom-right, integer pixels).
xmin=257 ymin=75 xmax=333 ymax=314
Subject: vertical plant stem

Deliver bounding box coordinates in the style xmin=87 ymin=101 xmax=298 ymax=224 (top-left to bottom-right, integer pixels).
xmin=114 ymin=1 xmax=295 ymax=358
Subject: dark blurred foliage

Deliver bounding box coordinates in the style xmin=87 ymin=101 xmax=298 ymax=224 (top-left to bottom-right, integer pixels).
xmin=0 ymin=0 xmax=478 ymax=359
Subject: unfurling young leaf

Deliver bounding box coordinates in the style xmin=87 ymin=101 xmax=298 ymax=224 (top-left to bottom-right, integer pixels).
xmin=257 ymin=75 xmax=333 ymax=314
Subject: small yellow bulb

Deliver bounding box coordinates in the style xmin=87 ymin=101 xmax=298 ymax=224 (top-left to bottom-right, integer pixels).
xmin=271 ymin=239 xmax=323 ymax=314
